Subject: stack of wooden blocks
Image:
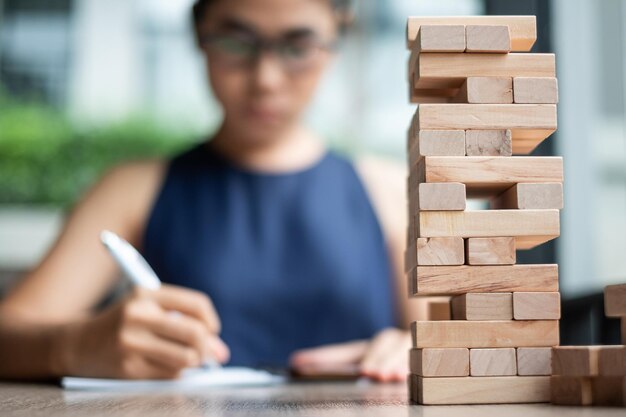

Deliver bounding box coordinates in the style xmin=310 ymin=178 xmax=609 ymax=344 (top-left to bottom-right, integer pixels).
xmin=551 ymin=284 xmax=626 ymax=407
xmin=404 ymin=16 xmax=563 ymax=405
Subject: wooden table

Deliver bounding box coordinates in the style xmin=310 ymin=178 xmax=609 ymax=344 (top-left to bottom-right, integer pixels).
xmin=1 ymin=380 xmax=624 ymax=416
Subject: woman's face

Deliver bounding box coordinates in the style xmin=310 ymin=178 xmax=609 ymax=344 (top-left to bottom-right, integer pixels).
xmin=197 ymin=0 xmax=338 ymax=143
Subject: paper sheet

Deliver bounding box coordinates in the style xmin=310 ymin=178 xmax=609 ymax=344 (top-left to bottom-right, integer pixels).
xmin=62 ymin=367 xmax=285 ymax=390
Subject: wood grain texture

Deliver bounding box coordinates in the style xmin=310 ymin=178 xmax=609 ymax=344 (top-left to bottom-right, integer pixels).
xmin=408 ymin=130 xmax=465 ymax=167
xmin=452 ymin=77 xmax=513 ymax=104
xmin=412 ymin=375 xmax=550 ymax=405
xmin=418 ymin=210 xmax=560 ymax=250
xmin=466 ymin=237 xmax=516 ymax=265
xmin=414 ymin=53 xmax=554 ymax=90
xmin=411 ymin=320 xmax=559 ymax=348
xmin=465 ymin=130 xmax=513 ymax=156
xmin=493 ymin=183 xmax=564 ymax=210
xmin=552 ymin=346 xmax=607 ymax=376
xmin=417 ymin=156 xmax=564 ymax=197
xmin=598 ymin=346 xmax=626 ymax=376
xmin=604 ymin=284 xmax=626 ymax=317
xmin=411 ymin=264 xmax=558 ymax=296
xmin=417 ymin=104 xmax=556 ymax=130
xmin=416 ymin=25 xmax=466 ymax=52
xmin=551 ymin=376 xmax=593 ymax=405
xmin=417 ymin=237 xmax=465 ymax=266
xmin=517 ymin=347 xmax=552 ymax=376
xmin=407 ymin=16 xmax=537 ymax=51
xmin=405 ymin=237 xmax=465 ymax=271
xmin=470 ymin=348 xmax=517 ymax=376
xmin=513 ymin=292 xmax=561 ymax=320
xmin=465 ymin=25 xmax=511 ymax=53
xmin=4 ymin=380 xmax=622 ymax=415
xmin=418 ymin=182 xmax=466 ymax=211
xmin=451 ymin=293 xmax=513 ymax=320
xmin=513 ymin=77 xmax=559 ymax=104
xmin=410 ymin=348 xmax=469 ymax=377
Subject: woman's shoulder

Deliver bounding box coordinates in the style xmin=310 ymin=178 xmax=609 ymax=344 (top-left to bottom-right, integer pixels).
xmin=97 ymin=159 xmax=167 ymax=195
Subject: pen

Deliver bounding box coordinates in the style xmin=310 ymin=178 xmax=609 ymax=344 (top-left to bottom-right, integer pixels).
xmin=100 ymin=230 xmax=220 ymax=369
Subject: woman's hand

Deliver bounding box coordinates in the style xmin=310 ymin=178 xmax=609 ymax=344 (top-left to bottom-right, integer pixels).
xmin=57 ymin=284 xmax=229 ymax=379
xmin=289 ymin=327 xmax=410 ymax=382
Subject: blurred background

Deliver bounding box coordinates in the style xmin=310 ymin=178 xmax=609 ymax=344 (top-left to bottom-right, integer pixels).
xmin=0 ymin=0 xmax=625 ymax=342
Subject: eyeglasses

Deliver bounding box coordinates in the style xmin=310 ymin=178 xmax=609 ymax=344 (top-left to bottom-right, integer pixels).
xmin=199 ymin=32 xmax=338 ymax=73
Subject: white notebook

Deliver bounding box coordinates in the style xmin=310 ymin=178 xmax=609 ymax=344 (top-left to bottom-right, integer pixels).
xmin=62 ymin=367 xmax=285 ymax=391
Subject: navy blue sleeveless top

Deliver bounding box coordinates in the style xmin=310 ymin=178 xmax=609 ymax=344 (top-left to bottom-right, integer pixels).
xmin=142 ymin=142 xmax=395 ymax=367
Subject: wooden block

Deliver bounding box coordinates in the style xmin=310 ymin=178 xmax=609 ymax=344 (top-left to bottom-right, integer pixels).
xmin=551 ymin=376 xmax=593 ymax=406
xmin=452 ymin=77 xmax=513 ymax=104
xmin=598 ymin=346 xmax=626 ymax=376
xmin=408 ymin=130 xmax=465 ymax=167
xmin=418 ymin=182 xmax=466 ymax=211
xmin=466 ymin=25 xmax=511 ymax=53
xmin=414 ymin=53 xmax=555 ymax=90
xmin=470 ymin=348 xmax=517 ymax=376
xmin=418 ymin=210 xmax=560 ymax=250
xmin=408 ymin=237 xmax=465 ymax=268
xmin=406 ymin=16 xmax=537 ymax=51
xmin=451 ymin=293 xmax=513 ymax=320
xmin=415 ymin=25 xmax=465 ymax=52
xmin=517 ymin=347 xmax=552 ymax=376
xmin=417 ymin=103 xmax=557 ymax=130
xmin=513 ymin=292 xmax=561 ymax=320
xmin=416 ymin=156 xmax=564 ymax=197
xmin=410 ymin=348 xmax=469 ymax=376
xmin=415 ymin=375 xmax=550 ymax=404
xmin=411 ymin=320 xmax=559 ymax=349
xmin=411 ymin=264 xmax=558 ymax=296
xmin=623 ymin=318 xmax=626 ymax=345
xmin=591 ymin=376 xmax=625 ymax=406
xmin=513 ymin=77 xmax=558 ymax=104
xmin=605 ymin=284 xmax=626 ymax=317
xmin=492 ymin=183 xmax=564 ymax=210
xmin=415 ymin=104 xmax=556 ymax=155
xmin=465 ymin=130 xmax=512 ymax=156
xmin=552 ymin=346 xmax=605 ymax=376
xmin=466 ymin=237 xmax=516 ymax=265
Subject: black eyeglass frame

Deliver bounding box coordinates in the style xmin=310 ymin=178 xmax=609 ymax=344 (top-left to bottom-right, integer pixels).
xmin=198 ymin=31 xmax=340 ymax=61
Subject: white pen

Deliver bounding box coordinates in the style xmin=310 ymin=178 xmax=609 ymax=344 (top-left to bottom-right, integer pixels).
xmin=100 ymin=230 xmax=220 ymax=369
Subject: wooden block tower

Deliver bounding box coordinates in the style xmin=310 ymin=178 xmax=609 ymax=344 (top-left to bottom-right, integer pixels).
xmin=404 ymin=16 xmax=563 ymax=405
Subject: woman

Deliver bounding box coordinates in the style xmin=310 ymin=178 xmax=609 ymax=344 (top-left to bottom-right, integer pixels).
xmin=0 ymin=0 xmax=414 ymax=382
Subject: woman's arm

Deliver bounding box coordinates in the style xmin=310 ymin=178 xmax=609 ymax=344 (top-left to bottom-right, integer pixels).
xmin=0 ymin=161 xmax=227 ymax=379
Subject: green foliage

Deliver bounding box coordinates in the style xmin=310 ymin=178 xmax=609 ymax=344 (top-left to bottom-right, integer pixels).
xmin=0 ymin=96 xmax=197 ymax=207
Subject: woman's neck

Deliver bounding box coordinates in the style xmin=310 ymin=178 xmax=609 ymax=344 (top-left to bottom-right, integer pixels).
xmin=208 ymin=119 xmax=326 ymax=173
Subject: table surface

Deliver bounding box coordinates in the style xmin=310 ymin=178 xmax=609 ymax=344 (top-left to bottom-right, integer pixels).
xmin=1 ymin=380 xmax=624 ymax=417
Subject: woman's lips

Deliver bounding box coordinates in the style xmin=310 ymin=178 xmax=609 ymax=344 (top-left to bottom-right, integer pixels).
xmin=245 ymin=105 xmax=284 ymax=124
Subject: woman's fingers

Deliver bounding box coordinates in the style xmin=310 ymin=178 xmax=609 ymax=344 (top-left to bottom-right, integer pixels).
xmin=289 ymin=339 xmax=369 ymax=368
xmin=360 ymin=328 xmax=411 ymax=382
xmin=122 ymin=357 xmax=182 ymax=380
xmin=120 ymin=326 xmax=202 ymax=371
xmin=130 ymin=288 xmax=229 ymax=364
xmin=372 ymin=345 xmax=409 ymax=382
xmin=151 ymin=285 xmax=222 ymax=334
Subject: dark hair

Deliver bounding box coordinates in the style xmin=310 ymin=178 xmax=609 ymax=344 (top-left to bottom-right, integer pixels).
xmin=192 ymin=0 xmax=353 ymax=33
